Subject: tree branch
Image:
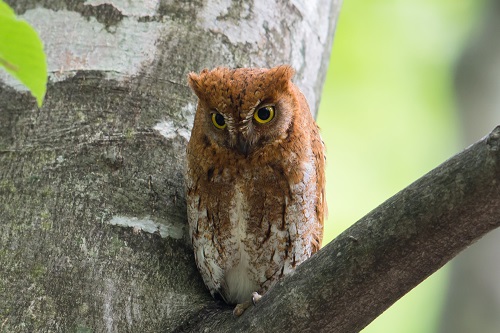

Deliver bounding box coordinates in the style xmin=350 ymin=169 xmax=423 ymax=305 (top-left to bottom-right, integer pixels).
xmin=186 ymin=125 xmax=500 ymax=332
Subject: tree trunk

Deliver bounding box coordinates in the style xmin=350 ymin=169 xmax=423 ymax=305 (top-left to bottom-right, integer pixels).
xmin=0 ymin=1 xmax=340 ymax=332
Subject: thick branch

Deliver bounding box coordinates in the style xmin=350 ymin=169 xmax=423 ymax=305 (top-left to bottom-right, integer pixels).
xmin=186 ymin=125 xmax=500 ymax=332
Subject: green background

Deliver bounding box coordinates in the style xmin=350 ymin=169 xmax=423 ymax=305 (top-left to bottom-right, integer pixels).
xmin=317 ymin=0 xmax=484 ymax=331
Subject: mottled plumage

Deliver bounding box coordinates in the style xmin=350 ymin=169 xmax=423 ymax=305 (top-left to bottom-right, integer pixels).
xmin=185 ymin=65 xmax=325 ymax=314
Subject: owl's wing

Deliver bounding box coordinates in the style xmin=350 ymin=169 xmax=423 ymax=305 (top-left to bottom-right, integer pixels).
xmin=186 ymin=185 xmax=226 ymax=299
xmin=311 ymin=125 xmax=327 ymax=252
xmin=293 ymin=85 xmax=327 ymax=251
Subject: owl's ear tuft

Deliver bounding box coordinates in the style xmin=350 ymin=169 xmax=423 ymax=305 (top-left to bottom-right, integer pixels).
xmin=270 ymin=65 xmax=295 ymax=80
xmin=267 ymin=65 xmax=295 ymax=89
xmin=187 ymin=71 xmax=205 ymax=99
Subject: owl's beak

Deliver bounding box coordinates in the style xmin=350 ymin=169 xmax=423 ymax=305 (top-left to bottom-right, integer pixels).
xmin=236 ymin=137 xmax=251 ymax=156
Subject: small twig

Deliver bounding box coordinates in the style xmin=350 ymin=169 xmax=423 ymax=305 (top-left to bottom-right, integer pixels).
xmin=1 ymin=317 xmax=9 ymax=330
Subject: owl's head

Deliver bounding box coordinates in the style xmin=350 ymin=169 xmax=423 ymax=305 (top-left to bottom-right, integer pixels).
xmin=187 ymin=65 xmax=300 ymax=157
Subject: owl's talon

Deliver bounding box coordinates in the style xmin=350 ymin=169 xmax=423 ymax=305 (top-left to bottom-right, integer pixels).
xmin=251 ymin=292 xmax=262 ymax=306
xmin=233 ymin=301 xmax=252 ymax=317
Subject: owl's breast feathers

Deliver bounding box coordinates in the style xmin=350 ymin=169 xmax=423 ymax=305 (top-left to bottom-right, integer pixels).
xmin=186 ymin=127 xmax=324 ymax=304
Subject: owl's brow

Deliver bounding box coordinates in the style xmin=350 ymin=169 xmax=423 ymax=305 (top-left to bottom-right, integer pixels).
xmin=233 ymin=99 xmax=261 ymax=125
xmin=239 ymin=99 xmax=262 ymax=122
xmin=251 ymin=99 xmax=262 ymax=111
xmin=238 ymin=115 xmax=251 ymax=131
xmin=224 ymin=113 xmax=236 ymax=128
xmin=242 ymin=104 xmax=256 ymax=124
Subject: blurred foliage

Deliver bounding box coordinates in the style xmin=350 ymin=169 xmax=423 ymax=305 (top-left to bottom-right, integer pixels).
xmin=317 ymin=0 xmax=484 ymax=332
xmin=0 ymin=0 xmax=47 ymax=107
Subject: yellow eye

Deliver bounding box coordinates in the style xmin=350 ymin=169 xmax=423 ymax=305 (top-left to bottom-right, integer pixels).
xmin=211 ymin=113 xmax=227 ymax=129
xmin=254 ymin=106 xmax=275 ymax=124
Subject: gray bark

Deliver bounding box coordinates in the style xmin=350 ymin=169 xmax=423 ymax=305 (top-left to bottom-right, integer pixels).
xmin=0 ymin=1 xmax=339 ymax=332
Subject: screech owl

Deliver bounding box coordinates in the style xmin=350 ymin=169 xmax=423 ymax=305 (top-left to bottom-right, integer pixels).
xmin=185 ymin=65 xmax=326 ymax=315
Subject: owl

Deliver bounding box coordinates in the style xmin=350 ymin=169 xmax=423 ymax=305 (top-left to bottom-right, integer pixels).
xmin=185 ymin=65 xmax=326 ymax=316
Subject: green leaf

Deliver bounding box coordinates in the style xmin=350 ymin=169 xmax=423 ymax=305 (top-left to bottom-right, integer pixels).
xmin=0 ymin=0 xmax=47 ymax=107
xmin=0 ymin=0 xmax=15 ymax=18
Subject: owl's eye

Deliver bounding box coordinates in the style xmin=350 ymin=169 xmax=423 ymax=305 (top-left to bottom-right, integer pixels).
xmin=254 ymin=106 xmax=275 ymax=124
xmin=211 ymin=113 xmax=227 ymax=129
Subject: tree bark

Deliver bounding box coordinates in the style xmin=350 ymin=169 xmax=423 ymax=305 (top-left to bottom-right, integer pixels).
xmin=0 ymin=1 xmax=340 ymax=332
